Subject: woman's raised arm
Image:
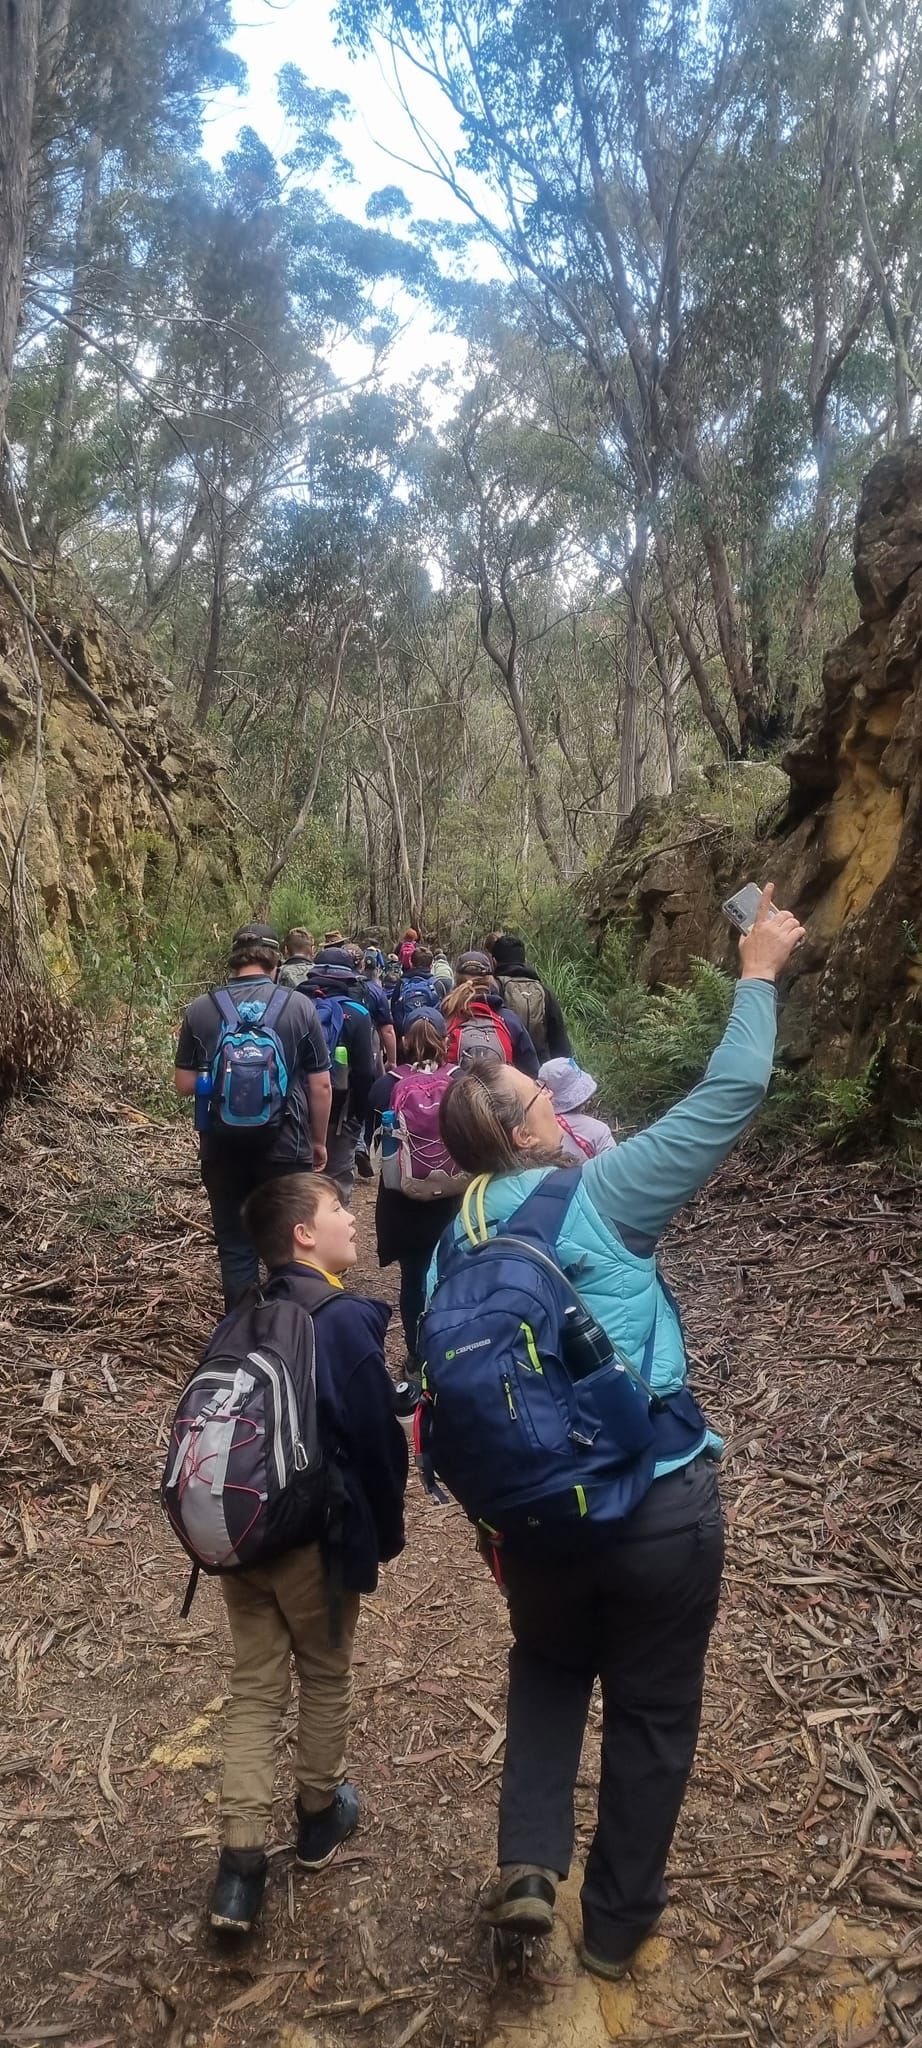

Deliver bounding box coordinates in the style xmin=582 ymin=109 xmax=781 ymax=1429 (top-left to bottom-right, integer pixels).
xmin=583 ymin=887 xmax=804 ymax=1246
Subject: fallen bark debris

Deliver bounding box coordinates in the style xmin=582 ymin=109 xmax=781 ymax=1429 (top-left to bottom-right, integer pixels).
xmin=0 ymin=1063 xmax=919 ymax=2047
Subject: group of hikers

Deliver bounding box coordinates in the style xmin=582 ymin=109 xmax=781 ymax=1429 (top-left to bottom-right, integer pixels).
xmin=167 ymin=888 xmax=804 ymax=1979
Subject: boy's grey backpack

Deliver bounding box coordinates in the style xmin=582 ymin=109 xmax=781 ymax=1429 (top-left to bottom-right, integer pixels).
xmin=161 ymin=1279 xmax=342 ymax=1616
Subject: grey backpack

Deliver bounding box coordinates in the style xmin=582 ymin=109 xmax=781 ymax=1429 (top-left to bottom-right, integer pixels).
xmin=161 ymin=1280 xmax=343 ymax=1617
xmin=498 ymin=975 xmax=549 ymax=1058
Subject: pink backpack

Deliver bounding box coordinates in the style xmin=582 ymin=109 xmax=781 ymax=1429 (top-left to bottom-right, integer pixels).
xmin=381 ymin=1065 xmax=468 ymax=1200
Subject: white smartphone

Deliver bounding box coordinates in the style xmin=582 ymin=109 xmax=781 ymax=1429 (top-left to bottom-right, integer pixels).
xmin=722 ymin=882 xmax=778 ymax=934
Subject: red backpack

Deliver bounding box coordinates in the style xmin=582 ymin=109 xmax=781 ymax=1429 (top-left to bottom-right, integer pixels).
xmin=445 ymin=1002 xmax=514 ymax=1067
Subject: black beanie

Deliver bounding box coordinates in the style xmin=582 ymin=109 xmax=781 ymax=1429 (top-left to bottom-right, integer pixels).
xmin=491 ymin=934 xmax=526 ymax=970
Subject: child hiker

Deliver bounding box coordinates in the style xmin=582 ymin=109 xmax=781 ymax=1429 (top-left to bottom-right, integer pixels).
xmin=538 ymin=1057 xmax=616 ymax=1160
xmin=203 ymin=1174 xmax=408 ymax=1934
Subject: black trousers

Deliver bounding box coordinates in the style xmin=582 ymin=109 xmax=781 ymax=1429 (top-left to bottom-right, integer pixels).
xmin=498 ymin=1456 xmax=725 ymax=1963
xmin=398 ymin=1250 xmax=430 ymax=1359
xmin=200 ymin=1154 xmax=297 ymax=1310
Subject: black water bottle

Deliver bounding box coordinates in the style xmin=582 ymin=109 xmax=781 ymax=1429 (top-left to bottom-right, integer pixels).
xmin=561 ymin=1303 xmax=616 ymax=1381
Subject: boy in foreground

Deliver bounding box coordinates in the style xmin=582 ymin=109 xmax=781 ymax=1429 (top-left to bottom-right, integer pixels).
xmin=208 ymin=1175 xmax=408 ymax=1935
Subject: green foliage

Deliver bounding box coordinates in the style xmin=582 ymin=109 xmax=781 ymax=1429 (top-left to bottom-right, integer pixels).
xmin=73 ymin=841 xmax=248 ymax=1114
xmin=812 ymin=1044 xmax=887 ymax=1152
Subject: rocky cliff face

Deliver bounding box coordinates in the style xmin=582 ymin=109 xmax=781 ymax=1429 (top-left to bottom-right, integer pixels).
xmin=774 ymin=445 xmax=922 ymax=1102
xmin=0 ymin=574 xmax=242 ymax=972
xmin=581 ymin=442 xmax=922 ymax=1110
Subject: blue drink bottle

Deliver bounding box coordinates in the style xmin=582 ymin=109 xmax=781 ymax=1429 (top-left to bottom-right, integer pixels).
xmin=194 ymin=1064 xmax=213 ymax=1133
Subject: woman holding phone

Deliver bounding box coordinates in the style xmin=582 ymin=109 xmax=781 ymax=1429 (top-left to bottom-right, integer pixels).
xmin=434 ymin=887 xmax=804 ymax=1979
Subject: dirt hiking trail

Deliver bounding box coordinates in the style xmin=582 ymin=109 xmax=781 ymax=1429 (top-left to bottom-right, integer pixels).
xmin=0 ymin=1060 xmax=920 ymax=2048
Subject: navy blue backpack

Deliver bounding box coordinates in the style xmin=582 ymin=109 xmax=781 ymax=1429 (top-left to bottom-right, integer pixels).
xmin=415 ymin=1171 xmax=707 ymax=1555
xmin=392 ymin=975 xmax=441 ymax=1035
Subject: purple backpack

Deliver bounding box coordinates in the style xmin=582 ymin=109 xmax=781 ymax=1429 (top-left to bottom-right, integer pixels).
xmin=384 ymin=1065 xmax=468 ymax=1200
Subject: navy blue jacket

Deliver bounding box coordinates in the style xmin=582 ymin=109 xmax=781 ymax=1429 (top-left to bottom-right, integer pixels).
xmin=246 ymin=1267 xmax=408 ymax=1590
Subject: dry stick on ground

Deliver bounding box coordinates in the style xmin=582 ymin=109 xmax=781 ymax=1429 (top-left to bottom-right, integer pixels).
xmin=0 ymin=556 xmax=182 ymax=843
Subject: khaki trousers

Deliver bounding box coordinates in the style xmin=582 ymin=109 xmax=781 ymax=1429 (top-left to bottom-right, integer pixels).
xmin=220 ymin=1543 xmax=360 ymax=1850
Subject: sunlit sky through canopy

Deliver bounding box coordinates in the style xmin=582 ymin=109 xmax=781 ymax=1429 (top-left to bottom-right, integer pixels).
xmin=203 ymin=0 xmax=478 ymax=399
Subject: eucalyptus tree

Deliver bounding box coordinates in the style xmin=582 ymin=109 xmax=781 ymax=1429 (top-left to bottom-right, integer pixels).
xmin=339 ymin=0 xmax=922 ymax=753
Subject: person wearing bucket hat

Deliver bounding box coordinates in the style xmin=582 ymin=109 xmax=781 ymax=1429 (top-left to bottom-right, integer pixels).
xmin=540 ymin=1057 xmax=615 ymax=1159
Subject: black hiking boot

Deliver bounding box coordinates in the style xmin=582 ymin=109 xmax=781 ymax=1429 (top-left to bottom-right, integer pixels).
xmin=481 ymin=1864 xmax=557 ymax=1936
xmin=207 ymin=1847 xmax=267 ymax=1935
xmin=580 ymin=1911 xmax=663 ymax=1980
xmin=355 ymin=1148 xmax=374 ymax=1181
xmin=295 ymin=1783 xmax=360 ymax=1870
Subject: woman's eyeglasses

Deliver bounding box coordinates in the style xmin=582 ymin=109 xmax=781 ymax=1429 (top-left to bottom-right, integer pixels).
xmin=521 ymin=1079 xmax=551 ymax=1117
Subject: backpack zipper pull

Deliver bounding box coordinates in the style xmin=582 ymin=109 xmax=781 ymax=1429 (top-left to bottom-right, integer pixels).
xmin=502 ymin=1373 xmax=517 ymax=1420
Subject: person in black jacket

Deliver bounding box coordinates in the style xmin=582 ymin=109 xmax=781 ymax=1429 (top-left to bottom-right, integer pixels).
xmin=488 ymin=933 xmax=572 ymax=1061
xmin=205 ymin=1171 xmax=408 ymax=1937
xmin=301 ymin=949 xmax=378 ymax=1203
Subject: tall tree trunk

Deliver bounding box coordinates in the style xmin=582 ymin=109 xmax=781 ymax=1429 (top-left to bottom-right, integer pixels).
xmin=354 ymin=770 xmax=379 ymax=927
xmin=617 ymin=522 xmax=646 ymax=817
xmin=260 ymin=624 xmax=353 ymax=896
xmin=37 ymin=62 xmax=112 ymax=532
xmin=652 ymin=530 xmax=741 ymax=760
xmin=661 ymin=651 xmax=681 ymax=792
xmin=194 ymin=521 xmax=226 ymax=728
xmin=0 ymin=0 xmax=43 ymax=451
xmin=376 ymin=650 xmax=421 ymax=926
xmin=194 ymin=351 xmax=230 ymax=730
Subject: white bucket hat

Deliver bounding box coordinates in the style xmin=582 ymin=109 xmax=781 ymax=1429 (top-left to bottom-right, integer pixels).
xmin=539 ymin=1057 xmax=598 ymax=1113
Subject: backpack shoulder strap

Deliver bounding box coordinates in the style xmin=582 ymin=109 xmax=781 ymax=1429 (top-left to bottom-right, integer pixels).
xmin=456 ymin=1166 xmax=580 ymax=1253
xmin=265 ymin=1269 xmax=341 ymax=1316
xmin=508 ymin=1168 xmax=582 ymax=1243
xmin=260 ymin=984 xmax=291 ymax=1032
xmin=212 ymin=987 xmax=241 ymax=1031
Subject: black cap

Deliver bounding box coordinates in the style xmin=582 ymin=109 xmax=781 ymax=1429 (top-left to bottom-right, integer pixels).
xmin=232 ymin=922 xmax=280 ymax=951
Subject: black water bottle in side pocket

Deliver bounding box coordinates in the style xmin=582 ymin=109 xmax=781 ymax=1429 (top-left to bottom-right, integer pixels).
xmin=561 ymin=1303 xmax=616 ymax=1380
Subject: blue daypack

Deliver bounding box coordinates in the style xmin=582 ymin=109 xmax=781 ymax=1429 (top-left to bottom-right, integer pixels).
xmin=392 ymin=975 xmax=441 ymax=1034
xmin=415 ymin=1171 xmax=707 ymax=1554
xmin=210 ymin=986 xmax=291 ymax=1133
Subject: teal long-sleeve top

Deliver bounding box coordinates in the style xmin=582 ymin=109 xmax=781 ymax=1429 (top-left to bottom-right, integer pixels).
xmin=429 ymin=978 xmax=778 ymax=1474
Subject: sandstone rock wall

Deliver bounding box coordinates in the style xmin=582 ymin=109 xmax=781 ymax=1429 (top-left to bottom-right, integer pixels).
xmin=0 ymin=573 xmax=243 ymax=973
xmin=580 ymin=442 xmax=922 ymax=1111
